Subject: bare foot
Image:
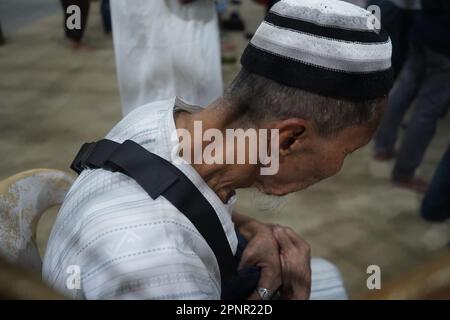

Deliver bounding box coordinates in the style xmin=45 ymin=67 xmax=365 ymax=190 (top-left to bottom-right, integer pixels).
xmin=70 ymin=41 xmax=92 ymax=51
xmin=392 ymin=176 xmax=428 ymax=193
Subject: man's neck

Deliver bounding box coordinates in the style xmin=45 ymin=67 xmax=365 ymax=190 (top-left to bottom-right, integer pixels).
xmin=174 ymin=99 xmax=257 ymax=203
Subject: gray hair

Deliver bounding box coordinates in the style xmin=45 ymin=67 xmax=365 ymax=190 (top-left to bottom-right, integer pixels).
xmin=224 ymin=68 xmax=384 ymax=137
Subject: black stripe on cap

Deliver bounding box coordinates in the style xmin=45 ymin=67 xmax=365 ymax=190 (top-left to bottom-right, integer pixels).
xmin=265 ymin=11 xmax=389 ymax=44
xmin=241 ymin=43 xmax=393 ymax=101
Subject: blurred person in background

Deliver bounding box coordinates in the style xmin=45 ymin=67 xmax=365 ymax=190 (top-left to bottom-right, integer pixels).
xmin=367 ymin=0 xmax=421 ymax=78
xmin=421 ymin=145 xmax=450 ymax=222
xmin=374 ymin=0 xmax=450 ymax=193
xmin=60 ymin=0 xmax=90 ymax=50
xmin=110 ymin=0 xmax=223 ymax=116
xmin=0 ymin=21 xmax=4 ymax=46
xmin=100 ymin=0 xmax=112 ymax=35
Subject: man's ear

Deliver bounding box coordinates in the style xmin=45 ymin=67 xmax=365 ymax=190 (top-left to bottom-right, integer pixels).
xmin=269 ymin=118 xmax=310 ymax=157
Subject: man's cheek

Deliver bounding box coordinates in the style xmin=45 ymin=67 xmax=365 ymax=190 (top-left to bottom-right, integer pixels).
xmin=318 ymin=151 xmax=344 ymax=177
xmin=313 ymin=160 xmax=339 ymax=181
xmin=328 ymin=159 xmax=345 ymax=177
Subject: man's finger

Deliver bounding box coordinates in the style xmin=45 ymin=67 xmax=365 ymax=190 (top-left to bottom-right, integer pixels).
xmin=249 ymin=267 xmax=282 ymax=300
xmin=238 ymin=247 xmax=258 ymax=270
xmin=285 ymin=227 xmax=309 ymax=249
xmin=273 ymin=227 xmax=294 ymax=251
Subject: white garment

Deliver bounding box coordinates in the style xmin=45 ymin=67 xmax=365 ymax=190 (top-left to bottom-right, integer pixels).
xmin=43 ymin=98 xmax=238 ymax=299
xmin=310 ymin=258 xmax=348 ymax=300
xmin=111 ymin=0 xmax=223 ymax=116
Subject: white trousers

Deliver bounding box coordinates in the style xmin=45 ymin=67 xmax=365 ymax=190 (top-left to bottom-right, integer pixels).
xmin=111 ymin=0 xmax=223 ymax=116
xmin=310 ymin=258 xmax=348 ymax=300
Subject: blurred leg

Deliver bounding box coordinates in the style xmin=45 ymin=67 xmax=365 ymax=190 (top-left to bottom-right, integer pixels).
xmin=101 ymin=0 xmax=112 ymax=34
xmin=368 ymin=0 xmax=413 ymax=78
xmin=310 ymin=258 xmax=348 ymax=300
xmin=393 ymin=49 xmax=450 ymax=180
xmin=374 ymin=45 xmax=426 ymax=155
xmin=0 ymin=21 xmax=4 ymax=46
xmin=61 ymin=0 xmax=90 ymax=42
xmin=421 ymin=145 xmax=450 ymax=222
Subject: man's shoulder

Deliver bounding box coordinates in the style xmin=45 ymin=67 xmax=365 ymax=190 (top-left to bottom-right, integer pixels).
xmin=106 ymin=97 xmax=175 ymax=143
xmin=61 ymin=170 xmax=204 ymax=240
xmin=44 ymin=183 xmax=220 ymax=298
xmin=44 ymin=174 xmax=214 ymax=271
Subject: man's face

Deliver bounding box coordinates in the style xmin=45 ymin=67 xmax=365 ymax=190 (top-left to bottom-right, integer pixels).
xmin=255 ymin=108 xmax=383 ymax=196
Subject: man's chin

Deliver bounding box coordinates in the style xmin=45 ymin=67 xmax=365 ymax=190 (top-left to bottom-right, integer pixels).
xmin=250 ymin=187 xmax=288 ymax=212
xmin=258 ymin=181 xmax=317 ymax=196
xmin=253 ymin=182 xmax=273 ymax=195
xmin=255 ymin=183 xmax=290 ymax=197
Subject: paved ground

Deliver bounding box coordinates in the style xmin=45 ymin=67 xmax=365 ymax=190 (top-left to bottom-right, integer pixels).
xmin=0 ymin=2 xmax=449 ymax=298
xmin=0 ymin=0 xmax=60 ymax=35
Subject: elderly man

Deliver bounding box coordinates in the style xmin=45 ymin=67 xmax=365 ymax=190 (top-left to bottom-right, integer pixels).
xmin=43 ymin=0 xmax=392 ymax=300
